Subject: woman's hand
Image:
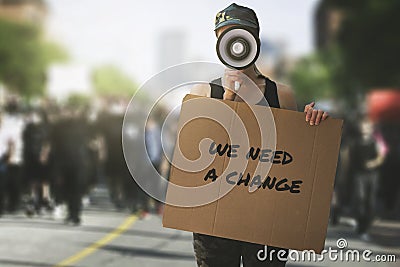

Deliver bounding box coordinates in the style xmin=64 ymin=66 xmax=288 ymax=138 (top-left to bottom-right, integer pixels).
xmin=222 ymin=69 xmax=260 ymax=102
xmin=304 ymin=102 xmax=329 ymax=126
xmin=222 ymin=69 xmax=242 ymax=100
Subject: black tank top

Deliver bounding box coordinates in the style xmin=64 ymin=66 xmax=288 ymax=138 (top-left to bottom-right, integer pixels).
xmin=209 ymin=76 xmax=280 ymax=108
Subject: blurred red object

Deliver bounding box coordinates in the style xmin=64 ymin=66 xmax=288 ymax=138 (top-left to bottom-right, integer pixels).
xmin=367 ymin=89 xmax=400 ymax=123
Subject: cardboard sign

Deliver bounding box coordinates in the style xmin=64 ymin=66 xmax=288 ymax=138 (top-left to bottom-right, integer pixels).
xmin=162 ymin=94 xmax=343 ymax=253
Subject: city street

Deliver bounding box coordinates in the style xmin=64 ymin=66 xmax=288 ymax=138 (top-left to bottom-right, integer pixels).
xmin=0 ymin=196 xmax=399 ymax=267
xmin=0 ymin=1 xmax=398 ymax=267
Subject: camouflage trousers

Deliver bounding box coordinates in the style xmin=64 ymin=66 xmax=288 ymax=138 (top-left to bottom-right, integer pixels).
xmin=193 ymin=233 xmax=287 ymax=267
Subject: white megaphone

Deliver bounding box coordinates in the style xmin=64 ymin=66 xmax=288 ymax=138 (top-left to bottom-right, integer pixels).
xmin=216 ymin=26 xmax=260 ymax=91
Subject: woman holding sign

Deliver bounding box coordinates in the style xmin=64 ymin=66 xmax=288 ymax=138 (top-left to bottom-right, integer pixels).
xmin=190 ymin=3 xmax=329 ymax=267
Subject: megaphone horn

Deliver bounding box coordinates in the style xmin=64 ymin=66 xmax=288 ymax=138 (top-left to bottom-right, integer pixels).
xmin=216 ymin=26 xmax=260 ymax=71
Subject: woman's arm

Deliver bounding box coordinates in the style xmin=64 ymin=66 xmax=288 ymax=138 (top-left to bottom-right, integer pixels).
xmin=277 ymin=84 xmax=298 ymax=111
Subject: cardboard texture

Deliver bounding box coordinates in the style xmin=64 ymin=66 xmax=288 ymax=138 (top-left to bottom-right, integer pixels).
xmin=162 ymin=94 xmax=343 ymax=253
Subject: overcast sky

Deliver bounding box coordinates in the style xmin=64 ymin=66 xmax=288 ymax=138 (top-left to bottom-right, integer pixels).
xmin=46 ymin=0 xmax=320 ymax=84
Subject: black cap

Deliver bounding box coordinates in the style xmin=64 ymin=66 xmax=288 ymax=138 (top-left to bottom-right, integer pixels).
xmin=215 ymin=3 xmax=259 ymax=36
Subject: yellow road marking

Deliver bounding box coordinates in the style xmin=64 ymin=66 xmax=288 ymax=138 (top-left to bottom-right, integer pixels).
xmin=54 ymin=215 xmax=138 ymax=267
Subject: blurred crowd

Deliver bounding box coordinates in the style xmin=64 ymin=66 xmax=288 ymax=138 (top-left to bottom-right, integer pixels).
xmin=331 ymin=91 xmax=400 ymax=237
xmin=0 ymin=89 xmax=399 ymax=236
xmin=0 ymin=96 xmax=171 ymax=225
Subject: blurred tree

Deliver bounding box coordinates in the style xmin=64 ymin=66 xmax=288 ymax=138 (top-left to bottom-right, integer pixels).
xmin=92 ymin=65 xmax=137 ymax=97
xmin=286 ymin=0 xmax=400 ymax=108
xmin=337 ymin=0 xmax=400 ymax=89
xmin=290 ymin=46 xmax=364 ymax=108
xmin=66 ymin=93 xmax=90 ymax=110
xmin=322 ymin=0 xmax=400 ymax=89
xmin=0 ymin=19 xmax=44 ymax=96
xmin=289 ymin=52 xmax=334 ymax=105
xmin=41 ymin=41 xmax=69 ymax=64
xmin=0 ymin=19 xmax=68 ymax=97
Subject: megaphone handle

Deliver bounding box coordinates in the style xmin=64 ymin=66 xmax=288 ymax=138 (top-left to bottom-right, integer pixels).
xmin=234 ymin=81 xmax=240 ymax=92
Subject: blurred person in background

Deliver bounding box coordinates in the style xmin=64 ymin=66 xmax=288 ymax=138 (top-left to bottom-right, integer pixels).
xmin=365 ymin=91 xmax=400 ymax=221
xmin=96 ymin=99 xmax=139 ymax=212
xmin=190 ymin=3 xmax=328 ymax=267
xmin=49 ymin=104 xmax=94 ymax=225
xmin=23 ymin=109 xmax=52 ymax=216
xmin=0 ymin=98 xmax=25 ymax=214
xmin=351 ymin=115 xmax=379 ymax=236
xmin=0 ymin=112 xmax=10 ymax=216
xmin=145 ymin=116 xmax=163 ymax=214
xmin=374 ymin=122 xmax=400 ymax=218
xmin=331 ymin=112 xmax=379 ymax=236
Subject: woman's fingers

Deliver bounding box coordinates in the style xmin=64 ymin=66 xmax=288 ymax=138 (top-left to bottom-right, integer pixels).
xmin=304 ymin=102 xmax=330 ymax=125
xmin=223 ymin=69 xmax=243 ymax=93
xmin=309 ymin=109 xmax=318 ymax=125
xmin=307 ymin=109 xmax=329 ymax=125
xmin=315 ymin=110 xmax=324 ymax=125
xmin=304 ymin=101 xmax=315 ymax=113
xmin=223 ymin=90 xmax=236 ymax=100
xmin=322 ymin=112 xmax=329 ymax=121
xmin=305 ymin=107 xmax=313 ymax=122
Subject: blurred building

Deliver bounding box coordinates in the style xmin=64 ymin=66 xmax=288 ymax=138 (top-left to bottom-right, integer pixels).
xmin=314 ymin=0 xmax=343 ymax=49
xmin=257 ymin=38 xmax=283 ymax=74
xmin=256 ymin=37 xmax=293 ymax=81
xmin=153 ymin=30 xmax=189 ymax=102
xmin=157 ymin=30 xmax=186 ymax=70
xmin=0 ymin=0 xmax=46 ymax=25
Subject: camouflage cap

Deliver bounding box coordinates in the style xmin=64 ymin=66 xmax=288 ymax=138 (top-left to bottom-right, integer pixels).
xmin=215 ymin=3 xmax=259 ymax=35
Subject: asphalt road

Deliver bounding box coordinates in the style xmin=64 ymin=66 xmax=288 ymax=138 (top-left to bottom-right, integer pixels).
xmin=0 ymin=202 xmax=399 ymax=267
